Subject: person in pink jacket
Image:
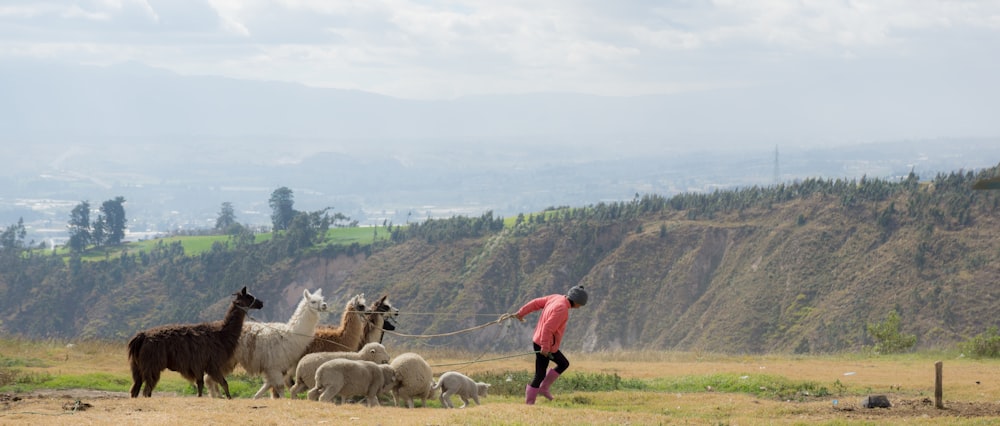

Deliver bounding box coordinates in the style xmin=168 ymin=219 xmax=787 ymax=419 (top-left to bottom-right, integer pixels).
xmin=515 ymin=285 xmax=588 ymax=405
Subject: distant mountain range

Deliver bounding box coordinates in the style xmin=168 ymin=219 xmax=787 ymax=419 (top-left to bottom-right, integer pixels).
xmin=1 ymin=59 xmax=998 ymax=246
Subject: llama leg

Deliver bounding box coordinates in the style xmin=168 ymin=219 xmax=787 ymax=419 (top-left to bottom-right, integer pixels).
xmin=207 ymin=370 xmax=232 ymax=399
xmin=144 ymin=371 xmax=161 ymax=397
xmin=206 ymin=374 xmax=226 ymax=398
xmin=130 ymin=368 xmax=143 ymax=398
xmin=265 ymin=370 xmax=286 ymax=398
xmin=130 ymin=381 xmax=142 ymax=398
xmin=252 ymin=383 xmax=272 ymax=399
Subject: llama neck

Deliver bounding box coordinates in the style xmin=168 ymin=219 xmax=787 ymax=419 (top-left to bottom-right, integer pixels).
xmin=221 ymin=301 xmax=248 ymax=333
xmin=364 ymin=313 xmax=384 ymax=340
xmin=365 ymin=312 xmax=383 ymax=332
xmin=287 ymin=300 xmax=320 ymax=334
xmin=342 ymin=309 xmax=363 ymax=330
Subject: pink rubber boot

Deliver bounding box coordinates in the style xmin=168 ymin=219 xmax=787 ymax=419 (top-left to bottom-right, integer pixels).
xmin=525 ymin=384 xmax=539 ymax=405
xmin=538 ymin=369 xmax=560 ymax=400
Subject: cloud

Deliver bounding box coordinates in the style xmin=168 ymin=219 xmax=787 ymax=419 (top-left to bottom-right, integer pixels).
xmin=0 ymin=1 xmax=998 ymax=99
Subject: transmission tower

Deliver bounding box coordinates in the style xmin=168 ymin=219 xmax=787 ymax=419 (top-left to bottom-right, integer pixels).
xmin=773 ymin=145 xmax=780 ymax=185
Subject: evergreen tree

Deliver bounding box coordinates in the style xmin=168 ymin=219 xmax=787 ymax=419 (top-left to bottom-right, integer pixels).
xmin=100 ymin=196 xmax=127 ymax=245
xmin=269 ymin=187 xmax=296 ymax=231
xmin=67 ymin=201 xmax=92 ymax=252
xmin=215 ymin=201 xmax=238 ymax=233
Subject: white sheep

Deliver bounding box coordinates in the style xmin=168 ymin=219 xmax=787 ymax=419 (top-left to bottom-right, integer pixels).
xmin=288 ymin=342 xmax=391 ymax=398
xmin=388 ymin=352 xmax=433 ymax=408
xmin=432 ymin=371 xmax=490 ymax=408
xmin=306 ymin=359 xmax=396 ymax=406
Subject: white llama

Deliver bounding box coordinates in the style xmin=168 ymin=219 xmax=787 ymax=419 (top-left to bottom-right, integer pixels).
xmin=207 ymin=288 xmax=329 ymax=399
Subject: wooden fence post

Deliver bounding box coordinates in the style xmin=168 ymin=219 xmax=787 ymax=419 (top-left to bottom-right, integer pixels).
xmin=935 ymin=361 xmax=944 ymax=409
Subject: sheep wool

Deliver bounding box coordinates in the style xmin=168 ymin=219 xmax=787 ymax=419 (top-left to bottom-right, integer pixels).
xmin=288 ymin=342 xmax=391 ymax=398
xmin=433 ymin=371 xmax=490 ymax=409
xmin=389 ymin=352 xmax=434 ymax=408
xmin=307 ymin=359 xmax=396 ymax=407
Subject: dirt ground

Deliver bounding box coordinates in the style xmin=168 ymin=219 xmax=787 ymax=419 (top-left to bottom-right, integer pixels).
xmin=3 ymin=349 xmax=1000 ymax=425
xmin=4 ymin=388 xmax=1000 ymax=425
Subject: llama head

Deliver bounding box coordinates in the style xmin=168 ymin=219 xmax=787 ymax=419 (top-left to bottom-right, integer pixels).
xmin=347 ymin=293 xmax=367 ymax=314
xmin=233 ymin=286 xmax=264 ymax=311
xmin=303 ymin=288 xmax=329 ymax=314
xmin=370 ymin=294 xmax=399 ymax=331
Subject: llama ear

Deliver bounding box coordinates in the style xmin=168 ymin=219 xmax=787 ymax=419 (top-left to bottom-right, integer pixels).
xmin=303 ymin=289 xmax=311 ymax=298
xmin=240 ymin=286 xmax=248 ymax=295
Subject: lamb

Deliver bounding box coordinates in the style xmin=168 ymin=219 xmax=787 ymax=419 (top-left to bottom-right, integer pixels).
xmin=433 ymin=371 xmax=490 ymax=408
xmin=307 ymin=359 xmax=396 ymax=406
xmin=288 ymin=342 xmax=390 ymax=398
xmin=388 ymin=352 xmax=434 ymax=408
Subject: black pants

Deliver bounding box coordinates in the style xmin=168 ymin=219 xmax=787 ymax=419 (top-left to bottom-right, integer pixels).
xmin=531 ymin=342 xmax=570 ymax=387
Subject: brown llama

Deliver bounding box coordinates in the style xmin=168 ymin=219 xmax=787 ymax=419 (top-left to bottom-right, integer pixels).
xmin=282 ymin=293 xmax=368 ymax=389
xmin=127 ymin=286 xmax=263 ymax=398
xmin=304 ymin=293 xmax=368 ymax=354
xmin=360 ymin=294 xmax=399 ymax=350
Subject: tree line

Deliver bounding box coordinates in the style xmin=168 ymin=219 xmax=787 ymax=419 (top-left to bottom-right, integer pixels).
xmin=0 ymin=165 xmax=996 ymax=340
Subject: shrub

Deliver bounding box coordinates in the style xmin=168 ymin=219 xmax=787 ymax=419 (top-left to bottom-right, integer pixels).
xmin=959 ymin=326 xmax=1000 ymax=359
xmin=866 ymin=310 xmax=916 ymax=354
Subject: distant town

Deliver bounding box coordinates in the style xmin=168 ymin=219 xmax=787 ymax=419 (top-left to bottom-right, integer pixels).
xmin=4 ymin=138 xmax=997 ymax=248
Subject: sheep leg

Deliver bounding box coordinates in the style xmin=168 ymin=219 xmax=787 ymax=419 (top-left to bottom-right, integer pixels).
xmin=288 ymin=381 xmax=305 ymax=399
xmin=441 ymin=389 xmax=456 ymax=408
xmin=306 ymin=386 xmax=321 ymax=401
xmin=439 ymin=393 xmax=450 ymax=409
xmin=318 ymin=388 xmax=337 ymax=403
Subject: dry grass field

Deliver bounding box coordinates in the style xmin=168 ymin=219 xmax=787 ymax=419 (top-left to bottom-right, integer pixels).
xmin=3 ymin=339 xmax=1000 ymax=425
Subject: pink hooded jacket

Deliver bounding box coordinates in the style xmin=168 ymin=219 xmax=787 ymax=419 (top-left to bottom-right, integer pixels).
xmin=516 ymin=294 xmax=570 ymax=354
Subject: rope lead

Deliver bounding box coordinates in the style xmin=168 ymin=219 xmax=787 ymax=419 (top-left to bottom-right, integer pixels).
xmin=382 ymin=313 xmax=516 ymax=339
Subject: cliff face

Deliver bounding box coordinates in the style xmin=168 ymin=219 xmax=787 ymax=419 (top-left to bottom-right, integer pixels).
xmin=328 ymin=190 xmax=999 ymax=354
xmin=2 ymin=172 xmax=997 ymax=355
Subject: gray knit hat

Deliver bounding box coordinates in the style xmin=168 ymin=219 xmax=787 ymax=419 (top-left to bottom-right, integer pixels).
xmin=566 ymin=285 xmax=588 ymax=306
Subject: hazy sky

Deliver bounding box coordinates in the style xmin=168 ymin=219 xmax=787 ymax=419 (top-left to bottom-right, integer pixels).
xmin=2 ymin=0 xmax=998 ymax=100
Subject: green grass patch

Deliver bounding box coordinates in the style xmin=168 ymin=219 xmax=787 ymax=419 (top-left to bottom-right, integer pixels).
xmin=54 ymin=225 xmax=395 ymax=262
xmin=0 ymin=354 xmax=49 ymax=369
xmin=40 ymin=372 xmax=132 ymax=392
xmin=473 ymin=370 xmax=645 ymax=397
xmin=649 ymin=373 xmax=831 ymax=400
xmin=320 ymin=226 xmax=391 ymax=246
xmin=0 ymin=366 xmax=52 ymax=390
